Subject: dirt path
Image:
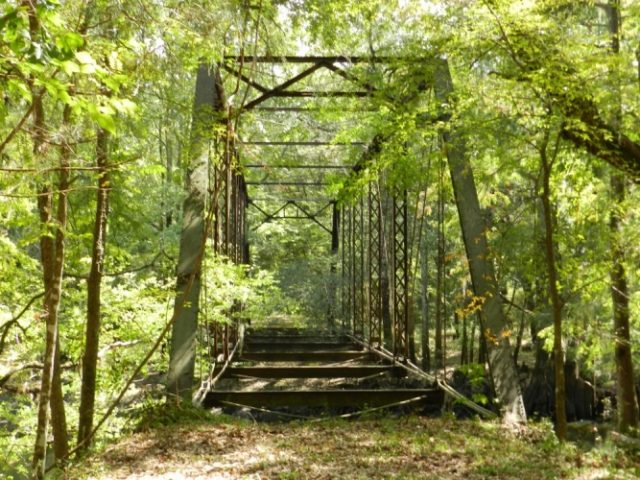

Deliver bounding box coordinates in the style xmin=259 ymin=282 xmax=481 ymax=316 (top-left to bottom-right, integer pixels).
xmin=70 ymin=415 xmax=638 ymax=480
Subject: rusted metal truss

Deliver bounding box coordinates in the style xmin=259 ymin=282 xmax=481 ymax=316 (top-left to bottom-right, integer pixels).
xmin=338 ymin=184 xmax=410 ymax=357
xmin=207 ymin=93 xmax=249 ymax=362
xmin=248 ymin=200 xmax=333 ymax=234
xmin=352 ymin=197 xmax=364 ymax=337
xmin=368 ymin=182 xmax=383 ymax=346
xmin=221 ymin=56 xmax=379 ymax=111
xmin=211 ymin=56 xmax=417 ymax=359
xmin=392 ymin=189 xmax=409 ymax=358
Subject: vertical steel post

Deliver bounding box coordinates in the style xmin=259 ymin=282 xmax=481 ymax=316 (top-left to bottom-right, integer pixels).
xmin=392 ymin=189 xmax=409 ymax=358
xmin=329 ymin=202 xmax=340 ymax=330
xmin=345 ymin=206 xmax=353 ymax=332
xmin=341 ymin=205 xmax=347 ymax=329
xmin=352 ymin=200 xmax=363 ymax=338
xmin=368 ymin=182 xmax=382 ymax=345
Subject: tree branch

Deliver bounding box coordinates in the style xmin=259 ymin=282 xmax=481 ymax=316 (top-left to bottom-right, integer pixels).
xmin=0 ymin=291 xmax=44 ymax=354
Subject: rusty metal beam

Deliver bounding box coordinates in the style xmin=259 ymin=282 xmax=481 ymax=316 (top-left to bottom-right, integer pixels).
xmin=244 ymin=164 xmax=350 ymax=169
xmin=241 ymin=141 xmax=365 ymax=146
xmin=239 ymin=351 xmax=373 ymax=362
xmin=242 ymin=62 xmax=326 ymax=110
xmin=213 ymin=365 xmax=405 ymax=379
xmin=245 ymin=181 xmax=328 ymax=186
xmin=224 ymin=55 xmax=407 ymax=63
xmin=204 ymin=388 xmax=444 ymax=408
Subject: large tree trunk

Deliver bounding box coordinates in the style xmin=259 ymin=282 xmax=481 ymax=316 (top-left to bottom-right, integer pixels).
xmin=167 ymin=64 xmax=223 ymax=400
xmin=77 ymin=126 xmax=110 ymax=449
xmin=605 ymin=0 xmax=639 ymax=433
xmin=433 ymin=59 xmax=526 ymax=424
xmin=539 ymin=141 xmax=567 ymax=441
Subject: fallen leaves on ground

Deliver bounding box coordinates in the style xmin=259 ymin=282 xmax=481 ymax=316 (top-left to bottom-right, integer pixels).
xmin=70 ymin=415 xmax=639 ymax=480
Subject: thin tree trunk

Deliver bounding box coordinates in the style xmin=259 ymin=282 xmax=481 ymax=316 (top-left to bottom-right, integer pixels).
xmin=513 ymin=303 xmax=526 ymax=367
xmin=539 ymin=136 xmax=567 ymax=441
xmin=469 ymin=314 xmax=475 ymax=365
xmin=606 ymin=0 xmax=639 ymax=433
xmin=433 ymin=59 xmax=526 ymax=423
xmin=48 ymin=105 xmax=72 ymax=461
xmin=50 ymin=336 xmax=68 ymax=460
xmin=460 ymin=283 xmax=469 ymax=365
xmin=31 ymin=87 xmax=69 ymax=480
xmin=26 ymin=1 xmax=66 ymax=470
xmin=77 ymin=126 xmax=110 ymax=449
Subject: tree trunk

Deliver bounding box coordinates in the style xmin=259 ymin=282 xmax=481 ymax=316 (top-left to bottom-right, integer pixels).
xmin=540 ymin=142 xmax=567 ymax=441
xmin=47 ymin=104 xmax=72 ymax=462
xmin=433 ymin=58 xmax=526 ymax=424
xmin=31 ymin=97 xmax=69 ymax=479
xmin=460 ymin=284 xmax=469 ymax=366
xmin=605 ymin=0 xmax=639 ymax=433
xmin=77 ymin=126 xmax=110 ymax=449
xmin=167 ymin=64 xmax=223 ymax=400
xmin=50 ymin=336 xmax=68 ymax=460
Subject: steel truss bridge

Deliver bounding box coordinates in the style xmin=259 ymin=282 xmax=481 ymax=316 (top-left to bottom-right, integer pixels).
xmin=184 ymin=55 xmax=494 ymax=416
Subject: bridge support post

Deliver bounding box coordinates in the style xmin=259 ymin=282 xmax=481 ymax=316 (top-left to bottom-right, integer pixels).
xmin=167 ymin=64 xmax=224 ymax=400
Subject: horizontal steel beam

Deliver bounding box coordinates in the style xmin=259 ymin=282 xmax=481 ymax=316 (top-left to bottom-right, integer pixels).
xmin=245 ymin=335 xmax=351 ymax=345
xmin=239 ymin=351 xmax=374 ymax=362
xmin=266 ymin=91 xmax=369 ymax=98
xmin=246 ymin=181 xmax=328 ymax=186
xmin=224 ymin=56 xmax=412 ymax=63
xmin=244 ymin=343 xmax=359 ymax=353
xmin=204 ymin=389 xmax=444 ymax=408
xmin=240 ymin=141 xmax=365 ymax=146
xmin=248 ymin=198 xmax=332 ymax=202
xmin=251 ymin=107 xmax=377 ymax=112
xmin=245 ymin=328 xmax=336 ymax=335
xmin=244 ymin=164 xmax=350 ymax=169
xmin=213 ymin=365 xmax=406 ymax=379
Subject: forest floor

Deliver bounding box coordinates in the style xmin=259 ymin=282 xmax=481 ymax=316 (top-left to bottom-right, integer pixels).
xmin=68 ymin=407 xmax=640 ymax=480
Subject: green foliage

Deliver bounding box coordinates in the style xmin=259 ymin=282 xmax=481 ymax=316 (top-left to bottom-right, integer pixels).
xmin=130 ymin=398 xmax=239 ymax=432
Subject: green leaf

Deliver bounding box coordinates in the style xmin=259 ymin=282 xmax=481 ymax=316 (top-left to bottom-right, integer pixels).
xmin=7 ymin=79 xmax=32 ymax=102
xmin=60 ymin=60 xmax=80 ymax=74
xmin=55 ymin=31 xmax=84 ymax=52
xmin=75 ymin=51 xmax=98 ymax=73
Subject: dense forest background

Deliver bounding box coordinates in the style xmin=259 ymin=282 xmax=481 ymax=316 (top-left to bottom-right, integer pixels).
xmin=1 ymin=0 xmax=640 ymax=478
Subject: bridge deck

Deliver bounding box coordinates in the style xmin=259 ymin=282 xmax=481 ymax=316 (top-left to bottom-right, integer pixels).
xmin=207 ymin=328 xmax=443 ymax=413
